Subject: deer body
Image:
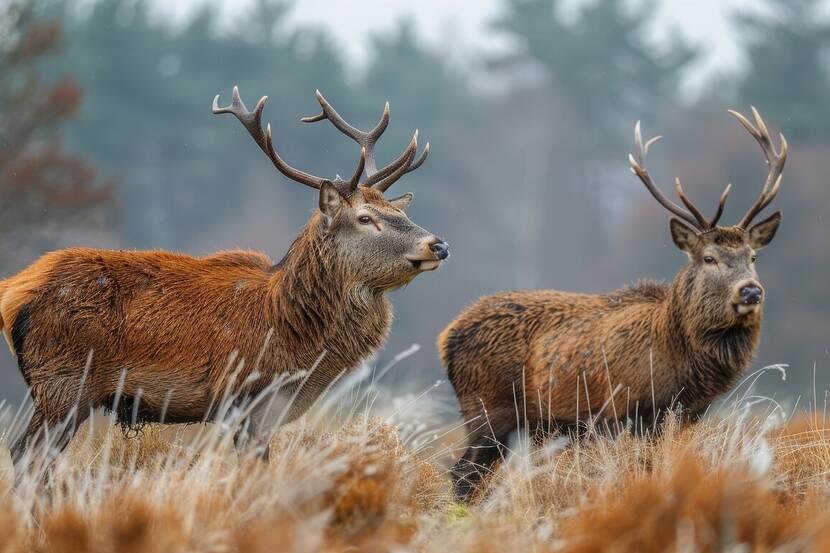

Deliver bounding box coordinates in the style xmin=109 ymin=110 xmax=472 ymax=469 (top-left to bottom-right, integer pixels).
xmin=3 ymin=225 xmax=388 ymax=434
xmin=6 ymin=87 xmax=448 ymax=463
xmin=441 ymin=108 xmax=786 ymax=500
xmin=442 ymin=264 xmax=760 ymax=434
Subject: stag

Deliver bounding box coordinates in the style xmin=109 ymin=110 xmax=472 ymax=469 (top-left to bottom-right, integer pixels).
xmin=439 ymin=108 xmax=786 ymax=500
xmin=2 ymin=86 xmax=448 ymax=464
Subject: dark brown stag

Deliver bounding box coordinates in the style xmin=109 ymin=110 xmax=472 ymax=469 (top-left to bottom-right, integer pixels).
xmin=2 ymin=86 xmax=448 ymax=465
xmin=439 ymin=108 xmax=786 ymax=500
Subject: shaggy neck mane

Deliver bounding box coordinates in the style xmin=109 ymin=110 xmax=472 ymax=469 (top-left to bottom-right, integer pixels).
xmin=658 ymin=264 xmax=762 ymax=409
xmin=272 ymin=217 xmax=347 ymax=341
xmin=266 ymin=215 xmax=390 ymax=365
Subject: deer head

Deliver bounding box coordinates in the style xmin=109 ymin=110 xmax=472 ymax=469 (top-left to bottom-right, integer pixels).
xmin=213 ymin=87 xmax=449 ymax=289
xmin=628 ymin=107 xmax=787 ymax=323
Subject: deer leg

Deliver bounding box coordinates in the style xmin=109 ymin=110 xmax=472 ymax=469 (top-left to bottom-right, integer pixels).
xmin=11 ymin=390 xmax=91 ymax=473
xmin=451 ymin=406 xmax=515 ymax=502
xmin=10 ymin=408 xmax=44 ymax=467
xmin=232 ymin=393 xmax=273 ymax=461
xmin=233 ymin=420 xmax=270 ymax=461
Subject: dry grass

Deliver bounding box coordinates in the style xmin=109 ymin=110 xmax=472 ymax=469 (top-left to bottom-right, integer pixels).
xmin=1 ymin=371 xmax=830 ymax=552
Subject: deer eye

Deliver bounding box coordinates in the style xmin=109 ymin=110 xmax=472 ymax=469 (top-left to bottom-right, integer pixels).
xmin=703 ymin=256 xmax=716 ymax=265
xmin=358 ymin=215 xmax=373 ymax=225
xmin=751 ymin=254 xmax=757 ymax=263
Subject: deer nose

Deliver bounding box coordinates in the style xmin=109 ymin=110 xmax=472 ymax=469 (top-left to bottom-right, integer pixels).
xmin=430 ymin=240 xmax=450 ymax=260
xmin=739 ymin=285 xmax=763 ymax=305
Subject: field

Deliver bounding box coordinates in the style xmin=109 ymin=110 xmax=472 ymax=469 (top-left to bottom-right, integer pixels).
xmin=1 ymin=362 xmax=829 ymax=552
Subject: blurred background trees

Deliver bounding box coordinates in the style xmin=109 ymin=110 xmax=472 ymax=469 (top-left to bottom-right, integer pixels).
xmin=735 ymin=0 xmax=830 ymax=143
xmin=0 ymin=0 xmax=827 ymax=404
xmin=490 ymin=0 xmax=697 ymax=139
xmin=0 ymin=1 xmax=112 ymax=268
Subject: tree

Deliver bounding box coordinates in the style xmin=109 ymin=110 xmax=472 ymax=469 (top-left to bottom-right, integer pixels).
xmin=490 ymin=0 xmax=697 ymax=138
xmin=53 ymin=0 xmax=350 ymax=248
xmin=477 ymin=0 xmax=698 ymax=290
xmin=0 ymin=1 xmax=112 ymax=269
xmin=735 ymin=0 xmax=830 ymax=142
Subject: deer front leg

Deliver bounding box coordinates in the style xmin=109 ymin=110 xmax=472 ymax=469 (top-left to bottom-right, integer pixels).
xmin=231 ymin=389 xmax=282 ymax=461
xmin=451 ymin=405 xmax=516 ymax=502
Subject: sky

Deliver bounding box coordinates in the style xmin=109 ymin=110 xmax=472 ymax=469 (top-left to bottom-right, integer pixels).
xmin=150 ymin=0 xmax=761 ymax=97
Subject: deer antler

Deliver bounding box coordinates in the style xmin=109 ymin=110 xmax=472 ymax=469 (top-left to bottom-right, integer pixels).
xmin=301 ymin=89 xmax=429 ymax=192
xmin=212 ymin=86 xmax=328 ymax=191
xmin=728 ymin=106 xmax=788 ymax=229
xmin=213 ymin=87 xmax=428 ymax=195
xmin=628 ymin=121 xmax=723 ymax=231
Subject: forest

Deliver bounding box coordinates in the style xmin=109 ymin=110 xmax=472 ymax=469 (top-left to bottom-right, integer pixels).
xmin=4 ymin=2 xmax=830 ymax=551
xmin=1 ymin=0 xmax=828 ymax=404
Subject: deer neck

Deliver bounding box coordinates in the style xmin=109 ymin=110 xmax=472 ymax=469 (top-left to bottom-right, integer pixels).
xmin=267 ymin=219 xmax=392 ymax=366
xmin=659 ymin=265 xmax=762 ymax=410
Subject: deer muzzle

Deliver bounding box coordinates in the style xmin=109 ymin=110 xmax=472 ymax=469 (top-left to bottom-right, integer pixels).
xmin=406 ymin=238 xmax=449 ymax=271
xmin=733 ymin=279 xmax=764 ymax=315
xmin=430 ymin=240 xmax=450 ymax=260
xmin=739 ymin=284 xmax=763 ymax=305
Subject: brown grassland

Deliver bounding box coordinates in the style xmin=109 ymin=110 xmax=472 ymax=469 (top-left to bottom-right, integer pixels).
xmin=0 ymin=364 xmax=829 ymax=552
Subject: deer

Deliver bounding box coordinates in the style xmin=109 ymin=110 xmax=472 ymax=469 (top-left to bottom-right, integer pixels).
xmin=1 ymin=86 xmax=449 ymax=465
xmin=438 ymin=108 xmax=786 ymax=500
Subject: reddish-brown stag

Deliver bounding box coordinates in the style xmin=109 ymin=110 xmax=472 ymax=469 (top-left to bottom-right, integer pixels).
xmin=2 ymin=86 xmax=448 ymax=463
xmin=438 ymin=108 xmax=786 ymax=500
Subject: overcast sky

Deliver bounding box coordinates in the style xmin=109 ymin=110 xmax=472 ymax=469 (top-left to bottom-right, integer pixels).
xmin=152 ymin=0 xmax=767 ymax=96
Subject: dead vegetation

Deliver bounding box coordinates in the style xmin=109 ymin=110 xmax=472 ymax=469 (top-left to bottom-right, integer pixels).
xmin=1 ymin=380 xmax=830 ymax=552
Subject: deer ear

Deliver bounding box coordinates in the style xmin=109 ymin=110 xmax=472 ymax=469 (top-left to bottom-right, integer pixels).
xmin=318 ymin=180 xmax=342 ymax=227
xmin=748 ymin=210 xmax=782 ymax=249
xmin=388 ymin=192 xmax=414 ymax=211
xmin=669 ymin=218 xmax=699 ymax=253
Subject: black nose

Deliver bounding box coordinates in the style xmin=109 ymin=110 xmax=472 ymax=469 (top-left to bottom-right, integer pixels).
xmin=430 ymin=241 xmax=450 ymax=260
xmin=739 ymin=285 xmax=763 ymax=305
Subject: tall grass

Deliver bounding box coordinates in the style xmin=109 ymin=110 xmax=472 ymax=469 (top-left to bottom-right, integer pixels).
xmin=1 ymin=359 xmax=829 ymax=552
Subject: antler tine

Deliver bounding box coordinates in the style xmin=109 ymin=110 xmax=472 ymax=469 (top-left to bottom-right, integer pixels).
xmin=213 ymin=86 xmax=325 ymax=190
xmin=709 ymin=183 xmax=732 ymax=227
xmin=403 ymin=142 xmax=429 ymax=174
xmin=372 ymin=133 xmax=418 ymax=192
xmin=728 ymin=107 xmax=788 ymax=228
xmin=365 ymin=131 xmax=428 ymax=189
xmin=363 ymin=130 xmax=424 ymax=186
xmin=674 ymin=178 xmax=711 ymax=229
xmin=348 ymin=148 xmax=367 ymax=192
xmin=628 ymin=121 xmax=706 ymax=230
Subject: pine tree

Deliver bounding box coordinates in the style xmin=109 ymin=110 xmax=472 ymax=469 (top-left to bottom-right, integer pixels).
xmin=735 ymin=0 xmax=830 ymax=142
xmin=490 ymin=0 xmax=696 ymax=135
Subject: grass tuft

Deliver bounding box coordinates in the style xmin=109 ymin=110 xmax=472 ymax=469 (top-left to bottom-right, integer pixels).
xmin=2 ymin=366 xmax=830 ymax=551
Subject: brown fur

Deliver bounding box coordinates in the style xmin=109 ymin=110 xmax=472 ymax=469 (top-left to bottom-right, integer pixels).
xmin=439 ymin=221 xmax=781 ymax=500
xmin=3 ymin=186 xmax=446 ymax=461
